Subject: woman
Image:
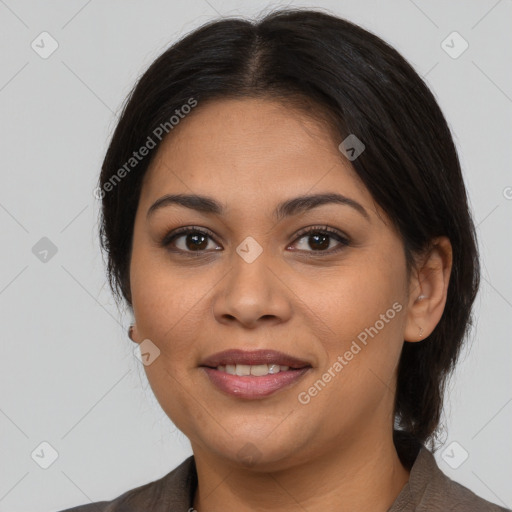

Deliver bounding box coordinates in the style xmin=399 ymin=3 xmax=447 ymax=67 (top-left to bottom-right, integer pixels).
xmin=59 ymin=7 xmax=509 ymax=512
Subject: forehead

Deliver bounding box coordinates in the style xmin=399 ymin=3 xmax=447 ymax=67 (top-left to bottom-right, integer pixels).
xmin=140 ymin=98 xmax=372 ymax=211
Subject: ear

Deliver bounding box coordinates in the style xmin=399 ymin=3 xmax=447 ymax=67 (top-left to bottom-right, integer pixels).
xmin=129 ymin=323 xmax=142 ymax=344
xmin=404 ymin=236 xmax=453 ymax=342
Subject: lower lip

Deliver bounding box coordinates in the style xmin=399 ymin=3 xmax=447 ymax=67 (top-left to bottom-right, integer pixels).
xmin=201 ymin=367 xmax=311 ymax=399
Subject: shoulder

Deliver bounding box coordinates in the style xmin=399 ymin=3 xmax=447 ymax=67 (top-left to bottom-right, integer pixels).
xmin=442 ymin=478 xmax=510 ymax=511
xmin=54 ymin=456 xmax=197 ymax=512
xmin=406 ymin=447 xmax=510 ymax=512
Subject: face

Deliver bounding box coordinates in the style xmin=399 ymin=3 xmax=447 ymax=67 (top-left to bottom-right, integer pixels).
xmin=129 ymin=97 xmax=412 ymax=470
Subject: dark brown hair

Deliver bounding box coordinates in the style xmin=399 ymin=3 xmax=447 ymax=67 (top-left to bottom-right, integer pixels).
xmin=98 ymin=7 xmax=480 ymax=455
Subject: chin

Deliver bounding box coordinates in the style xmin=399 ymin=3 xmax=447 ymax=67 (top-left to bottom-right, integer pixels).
xmin=191 ymin=425 xmax=313 ymax=472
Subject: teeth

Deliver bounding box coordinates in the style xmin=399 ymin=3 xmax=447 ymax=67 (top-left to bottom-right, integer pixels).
xmin=236 ymin=364 xmax=251 ymax=376
xmin=216 ymin=363 xmax=294 ymax=376
xmin=268 ymin=364 xmax=281 ymax=374
xmin=250 ymin=364 xmax=268 ymax=376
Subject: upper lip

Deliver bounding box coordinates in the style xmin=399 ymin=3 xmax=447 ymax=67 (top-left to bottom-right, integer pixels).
xmin=200 ymin=349 xmax=311 ymax=369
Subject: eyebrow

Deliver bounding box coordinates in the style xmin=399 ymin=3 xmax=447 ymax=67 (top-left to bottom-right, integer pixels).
xmin=146 ymin=192 xmax=370 ymax=222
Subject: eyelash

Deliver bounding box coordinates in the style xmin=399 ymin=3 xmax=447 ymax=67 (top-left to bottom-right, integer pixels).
xmin=160 ymin=225 xmax=351 ymax=257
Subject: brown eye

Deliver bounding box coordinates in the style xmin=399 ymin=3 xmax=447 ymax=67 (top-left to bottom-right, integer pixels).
xmin=162 ymin=227 xmax=221 ymax=253
xmin=184 ymin=232 xmax=209 ymax=251
xmin=297 ymin=232 xmax=331 ymax=251
xmin=290 ymin=226 xmax=350 ymax=254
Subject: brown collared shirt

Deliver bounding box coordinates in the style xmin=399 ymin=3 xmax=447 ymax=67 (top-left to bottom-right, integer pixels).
xmin=57 ymin=447 xmax=510 ymax=511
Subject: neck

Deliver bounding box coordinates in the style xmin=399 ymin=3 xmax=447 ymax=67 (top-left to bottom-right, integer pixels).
xmin=192 ymin=429 xmax=410 ymax=512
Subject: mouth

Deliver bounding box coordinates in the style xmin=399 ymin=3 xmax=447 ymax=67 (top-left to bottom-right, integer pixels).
xmin=199 ymin=349 xmax=312 ymax=399
xmin=210 ymin=363 xmax=296 ymax=376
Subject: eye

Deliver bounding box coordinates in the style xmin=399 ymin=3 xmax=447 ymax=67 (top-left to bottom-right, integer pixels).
xmin=289 ymin=225 xmax=350 ymax=255
xmin=161 ymin=226 xmax=221 ymax=253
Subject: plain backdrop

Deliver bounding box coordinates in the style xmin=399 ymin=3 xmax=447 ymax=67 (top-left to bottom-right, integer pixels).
xmin=0 ymin=1 xmax=511 ymax=510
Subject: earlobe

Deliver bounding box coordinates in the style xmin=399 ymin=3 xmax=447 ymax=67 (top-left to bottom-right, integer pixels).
xmin=404 ymin=236 xmax=453 ymax=342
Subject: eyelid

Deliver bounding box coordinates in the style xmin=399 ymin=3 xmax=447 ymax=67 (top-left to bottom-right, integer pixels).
xmin=292 ymin=225 xmax=350 ymax=244
xmin=161 ymin=225 xmax=219 ymax=247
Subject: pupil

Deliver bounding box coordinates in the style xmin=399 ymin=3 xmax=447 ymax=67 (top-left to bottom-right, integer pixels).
xmin=310 ymin=233 xmax=329 ymax=250
xmin=187 ymin=233 xmax=207 ymax=250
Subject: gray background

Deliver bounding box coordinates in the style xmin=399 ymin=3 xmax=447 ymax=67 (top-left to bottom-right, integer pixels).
xmin=1 ymin=0 xmax=511 ymax=510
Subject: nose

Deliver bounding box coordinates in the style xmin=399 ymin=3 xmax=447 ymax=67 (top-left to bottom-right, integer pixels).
xmin=211 ymin=251 xmax=293 ymax=329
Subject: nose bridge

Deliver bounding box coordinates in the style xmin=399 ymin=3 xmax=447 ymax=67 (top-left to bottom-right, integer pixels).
xmin=212 ymin=238 xmax=291 ymax=327
xmin=232 ymin=240 xmax=271 ymax=293
xmin=229 ymin=239 xmax=274 ymax=306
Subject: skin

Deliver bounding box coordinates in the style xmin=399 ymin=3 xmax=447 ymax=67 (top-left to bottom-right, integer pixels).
xmin=129 ymin=97 xmax=453 ymax=511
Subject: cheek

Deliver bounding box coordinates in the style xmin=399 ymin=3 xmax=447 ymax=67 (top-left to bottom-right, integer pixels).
xmin=130 ymin=236 xmax=203 ymax=330
xmin=291 ymin=248 xmax=406 ymax=354
xmin=296 ymin=248 xmax=407 ymax=410
xmin=345 ymin=265 xmax=405 ymax=375
xmin=129 ymin=245 xmax=208 ymax=435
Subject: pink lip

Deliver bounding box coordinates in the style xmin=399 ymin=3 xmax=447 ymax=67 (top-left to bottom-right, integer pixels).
xmin=201 ymin=367 xmax=311 ymax=399
xmin=200 ymin=349 xmax=311 ymax=369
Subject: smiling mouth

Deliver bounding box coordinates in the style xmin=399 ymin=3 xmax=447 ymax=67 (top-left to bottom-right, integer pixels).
xmin=199 ymin=349 xmax=312 ymax=399
xmin=211 ymin=363 xmax=298 ymax=376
